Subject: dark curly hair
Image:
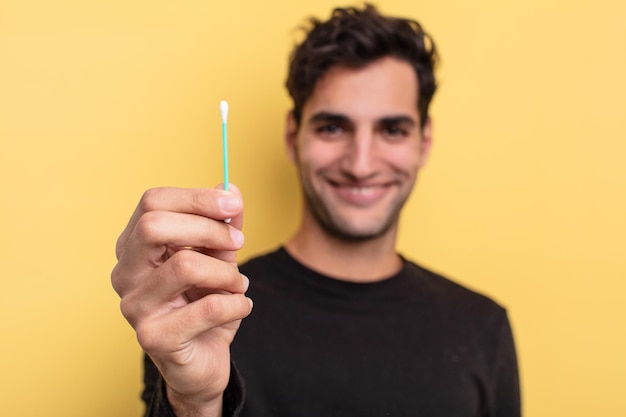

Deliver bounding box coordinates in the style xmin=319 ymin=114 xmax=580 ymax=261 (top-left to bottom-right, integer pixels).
xmin=286 ymin=4 xmax=439 ymax=128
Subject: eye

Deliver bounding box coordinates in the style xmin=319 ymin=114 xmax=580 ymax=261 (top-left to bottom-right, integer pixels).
xmin=382 ymin=124 xmax=409 ymax=140
xmin=316 ymin=124 xmax=345 ymax=137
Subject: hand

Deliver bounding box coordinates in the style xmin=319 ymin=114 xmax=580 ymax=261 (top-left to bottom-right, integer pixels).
xmin=111 ymin=186 xmax=252 ymax=416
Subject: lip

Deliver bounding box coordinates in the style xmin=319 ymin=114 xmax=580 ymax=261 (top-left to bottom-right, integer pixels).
xmin=328 ymin=180 xmax=393 ymax=206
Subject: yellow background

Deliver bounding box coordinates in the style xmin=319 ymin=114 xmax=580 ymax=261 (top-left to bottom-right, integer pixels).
xmin=1 ymin=0 xmax=625 ymax=415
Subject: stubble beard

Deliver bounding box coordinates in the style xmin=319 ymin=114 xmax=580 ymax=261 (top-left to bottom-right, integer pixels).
xmin=299 ymin=172 xmax=410 ymax=243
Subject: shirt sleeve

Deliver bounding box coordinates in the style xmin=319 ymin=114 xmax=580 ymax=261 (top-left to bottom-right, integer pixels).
xmin=491 ymin=311 xmax=522 ymax=417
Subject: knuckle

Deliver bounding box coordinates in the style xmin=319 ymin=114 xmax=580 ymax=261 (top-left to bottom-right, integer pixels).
xmin=135 ymin=211 xmax=165 ymax=242
xmin=139 ymin=188 xmax=165 ymax=213
xmin=198 ymin=294 xmax=250 ymax=324
xmin=169 ymin=250 xmax=199 ymax=278
xmin=198 ymin=295 xmax=224 ymax=322
xmin=118 ymin=296 xmax=137 ymax=322
xmin=110 ymin=264 xmax=124 ymax=295
xmin=190 ymin=189 xmax=211 ymax=213
xmin=135 ymin=322 xmax=160 ymax=352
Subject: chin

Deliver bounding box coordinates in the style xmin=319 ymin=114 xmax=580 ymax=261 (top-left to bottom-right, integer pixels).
xmin=320 ymin=216 xmax=397 ymax=242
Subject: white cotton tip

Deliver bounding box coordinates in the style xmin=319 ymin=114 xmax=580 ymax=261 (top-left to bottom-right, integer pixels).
xmin=220 ymin=100 xmax=229 ymax=123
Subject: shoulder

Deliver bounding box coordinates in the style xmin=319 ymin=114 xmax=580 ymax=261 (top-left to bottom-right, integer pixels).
xmin=403 ymin=259 xmax=508 ymax=321
xmin=402 ymin=260 xmax=514 ymax=356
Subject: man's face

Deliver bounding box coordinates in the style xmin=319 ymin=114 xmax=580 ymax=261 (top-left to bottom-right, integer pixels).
xmin=286 ymin=56 xmax=432 ymax=241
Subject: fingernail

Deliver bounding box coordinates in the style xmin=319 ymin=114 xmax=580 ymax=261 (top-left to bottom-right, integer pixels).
xmin=219 ymin=195 xmax=240 ymax=212
xmin=241 ymin=274 xmax=250 ymax=292
xmin=230 ymin=227 xmax=244 ymax=247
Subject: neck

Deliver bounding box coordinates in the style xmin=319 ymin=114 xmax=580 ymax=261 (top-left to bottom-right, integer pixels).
xmin=284 ymin=216 xmax=403 ymax=283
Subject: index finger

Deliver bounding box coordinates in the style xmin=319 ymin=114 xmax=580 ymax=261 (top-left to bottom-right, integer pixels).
xmin=116 ymin=185 xmax=243 ymax=260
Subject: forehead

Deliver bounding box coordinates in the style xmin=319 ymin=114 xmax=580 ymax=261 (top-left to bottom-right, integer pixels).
xmin=302 ymin=57 xmax=420 ymax=123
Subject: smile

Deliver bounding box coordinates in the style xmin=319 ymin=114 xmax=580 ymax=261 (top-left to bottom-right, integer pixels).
xmin=328 ymin=181 xmax=393 ymax=206
xmin=346 ymin=186 xmax=378 ymax=195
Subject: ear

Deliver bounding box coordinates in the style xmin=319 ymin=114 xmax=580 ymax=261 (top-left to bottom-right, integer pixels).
xmin=285 ymin=111 xmax=298 ymax=164
xmin=417 ymin=116 xmax=433 ymax=168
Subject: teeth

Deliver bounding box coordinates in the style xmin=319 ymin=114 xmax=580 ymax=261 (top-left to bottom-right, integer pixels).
xmin=349 ymin=186 xmax=375 ymax=195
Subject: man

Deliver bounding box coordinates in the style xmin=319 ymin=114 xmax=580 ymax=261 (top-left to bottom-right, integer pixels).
xmin=112 ymin=4 xmax=521 ymax=417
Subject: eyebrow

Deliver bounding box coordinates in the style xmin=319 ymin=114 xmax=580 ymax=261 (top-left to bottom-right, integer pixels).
xmin=308 ymin=112 xmax=351 ymax=125
xmin=307 ymin=111 xmax=417 ymax=127
xmin=379 ymin=115 xmax=416 ymax=127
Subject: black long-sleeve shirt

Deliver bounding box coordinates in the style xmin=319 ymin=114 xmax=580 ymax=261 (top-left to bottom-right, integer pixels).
xmin=144 ymin=247 xmax=521 ymax=416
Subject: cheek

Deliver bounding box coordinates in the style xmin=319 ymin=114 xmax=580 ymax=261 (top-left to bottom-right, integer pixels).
xmin=383 ymin=146 xmax=423 ymax=176
xmin=297 ymin=140 xmax=345 ymax=171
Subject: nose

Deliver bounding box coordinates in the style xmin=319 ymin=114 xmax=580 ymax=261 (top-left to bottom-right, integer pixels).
xmin=339 ymin=128 xmax=378 ymax=180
